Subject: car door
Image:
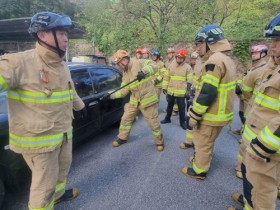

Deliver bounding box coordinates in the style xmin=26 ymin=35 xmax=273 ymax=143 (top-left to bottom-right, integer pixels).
xmin=70 ymin=68 xmax=101 ymax=144
xmin=89 ymin=66 xmax=126 ymax=128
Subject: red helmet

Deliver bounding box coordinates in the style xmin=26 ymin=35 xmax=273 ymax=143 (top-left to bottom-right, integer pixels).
xmin=251 ymin=45 xmax=268 ymax=54
xmin=176 ymin=48 xmax=187 ymax=58
xmin=142 ymin=48 xmax=149 ymax=54
xmin=166 ymin=47 xmax=175 ymax=54
xmin=135 ymin=48 xmax=142 ymax=54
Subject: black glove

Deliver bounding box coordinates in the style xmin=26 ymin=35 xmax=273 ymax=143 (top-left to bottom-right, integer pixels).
xmin=136 ymin=71 xmax=146 ymax=81
xmin=162 ymin=89 xmax=167 ymax=95
xmin=78 ymin=107 xmax=87 ymax=119
xmin=100 ymin=92 xmax=110 ymax=101
xmin=235 ymin=84 xmax=242 ymax=95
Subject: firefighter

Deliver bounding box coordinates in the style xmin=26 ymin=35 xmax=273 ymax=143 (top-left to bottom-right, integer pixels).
xmin=134 ymin=48 xmax=142 ymax=59
xmin=0 ymin=12 xmax=85 ymax=209
xmin=179 ymin=52 xmax=200 ymax=149
xmin=233 ymin=45 xmax=269 ymax=135
xmin=228 ymin=13 xmax=280 ymax=210
xmin=150 ymin=48 xmax=167 ymax=99
xmin=161 ymin=48 xmax=193 ymax=130
xmin=142 ymin=48 xmax=150 ymax=59
xmin=103 ymin=50 xmax=164 ymax=151
xmin=164 ymin=47 xmax=178 ymax=115
xmin=234 ymin=44 xmax=269 ymax=179
xmin=181 ymin=24 xmax=236 ymax=180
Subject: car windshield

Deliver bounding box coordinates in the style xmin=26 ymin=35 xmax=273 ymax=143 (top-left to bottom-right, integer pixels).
xmin=0 ymin=92 xmax=8 ymax=114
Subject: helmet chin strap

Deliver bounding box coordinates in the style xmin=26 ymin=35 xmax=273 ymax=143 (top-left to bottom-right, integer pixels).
xmin=37 ymin=29 xmax=65 ymax=58
xmin=52 ymin=29 xmax=66 ymax=58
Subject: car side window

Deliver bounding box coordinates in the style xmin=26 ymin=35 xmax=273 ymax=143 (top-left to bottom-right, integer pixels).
xmin=89 ymin=67 xmax=122 ymax=93
xmin=70 ymin=69 xmax=94 ymax=98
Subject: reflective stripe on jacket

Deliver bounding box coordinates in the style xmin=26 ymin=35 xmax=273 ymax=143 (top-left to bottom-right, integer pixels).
xmin=0 ymin=42 xmax=84 ymax=153
xmin=192 ymin=51 xmax=236 ymax=126
xmin=111 ymin=59 xmax=158 ymax=108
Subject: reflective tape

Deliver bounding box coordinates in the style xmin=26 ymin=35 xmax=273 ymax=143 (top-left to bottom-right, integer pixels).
xmin=255 ymin=91 xmax=279 ymax=111
xmin=55 ymin=180 xmax=66 ymax=193
xmin=7 ymin=89 xmax=73 ymax=104
xmin=10 ymin=131 xmax=72 ymax=149
xmin=0 ymin=75 xmax=9 ymax=91
xmin=259 ymin=126 xmax=280 ymax=152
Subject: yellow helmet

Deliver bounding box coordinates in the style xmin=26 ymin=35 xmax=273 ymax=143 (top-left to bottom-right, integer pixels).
xmin=113 ymin=50 xmax=130 ymax=64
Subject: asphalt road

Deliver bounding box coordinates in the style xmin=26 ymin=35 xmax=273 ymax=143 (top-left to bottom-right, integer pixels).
xmin=2 ymin=95 xmax=280 ymax=210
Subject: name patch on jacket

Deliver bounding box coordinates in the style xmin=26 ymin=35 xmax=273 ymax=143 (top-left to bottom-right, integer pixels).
xmin=205 ymin=64 xmax=215 ymax=72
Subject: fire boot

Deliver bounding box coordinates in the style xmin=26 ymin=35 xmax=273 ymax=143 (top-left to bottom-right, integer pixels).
xmin=188 ymin=156 xmax=194 ymax=164
xmin=156 ymin=144 xmax=164 ymax=152
xmin=55 ymin=188 xmax=80 ymax=204
xmin=231 ymin=192 xmax=244 ymax=206
xmin=181 ymin=167 xmax=206 ymax=180
xmin=112 ymin=138 xmax=127 ymax=147
xmin=179 ymin=142 xmax=194 ymax=149
xmin=236 ymin=170 xmax=243 ymax=179
xmin=160 ymin=119 xmax=171 ymax=124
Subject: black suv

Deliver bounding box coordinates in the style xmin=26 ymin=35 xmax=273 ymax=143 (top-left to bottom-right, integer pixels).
xmin=0 ymin=62 xmax=128 ymax=207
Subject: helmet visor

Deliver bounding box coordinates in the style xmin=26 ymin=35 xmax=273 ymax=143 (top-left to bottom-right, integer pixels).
xmin=52 ymin=16 xmax=74 ymax=29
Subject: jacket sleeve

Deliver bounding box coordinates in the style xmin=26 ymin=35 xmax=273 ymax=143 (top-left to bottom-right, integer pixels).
xmin=141 ymin=59 xmax=158 ymax=77
xmin=0 ymin=54 xmax=20 ymax=91
xmin=72 ymin=87 xmax=85 ymax=111
xmin=190 ymin=63 xmax=219 ymax=120
xmin=162 ymin=69 xmax=170 ymax=90
xmin=241 ymin=71 xmax=255 ymax=101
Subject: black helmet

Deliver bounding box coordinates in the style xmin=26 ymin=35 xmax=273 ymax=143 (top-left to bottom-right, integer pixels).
xmin=195 ymin=24 xmax=224 ymax=44
xmin=264 ymin=13 xmax=280 ymax=38
xmin=28 ymin=11 xmax=74 ymax=37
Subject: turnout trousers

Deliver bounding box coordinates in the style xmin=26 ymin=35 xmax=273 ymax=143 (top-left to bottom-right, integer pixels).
xmin=242 ymin=152 xmax=280 ymax=210
xmin=22 ymin=135 xmax=72 ymax=209
xmin=118 ymin=103 xmax=163 ymax=144
xmin=192 ymin=124 xmax=223 ymax=174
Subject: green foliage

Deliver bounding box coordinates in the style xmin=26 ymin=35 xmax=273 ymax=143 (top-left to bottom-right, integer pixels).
xmin=233 ymin=40 xmax=251 ymax=64
xmin=0 ymin=0 xmax=79 ymax=19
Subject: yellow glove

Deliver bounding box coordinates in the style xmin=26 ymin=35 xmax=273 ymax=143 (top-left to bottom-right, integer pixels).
xmin=189 ymin=117 xmax=198 ymax=128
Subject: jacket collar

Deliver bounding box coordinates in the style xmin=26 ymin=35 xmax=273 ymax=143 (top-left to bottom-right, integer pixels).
xmin=35 ymin=42 xmax=64 ymax=65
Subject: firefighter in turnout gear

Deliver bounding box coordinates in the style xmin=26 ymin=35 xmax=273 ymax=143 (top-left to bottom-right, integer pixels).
xmin=150 ymin=48 xmax=167 ymax=99
xmin=161 ymin=48 xmax=193 ymax=130
xmin=228 ymin=13 xmax=280 ymax=210
xmin=234 ymin=44 xmax=269 ymax=179
xmin=0 ymin=11 xmax=85 ymax=209
xmin=134 ymin=48 xmax=143 ymax=59
xmin=164 ymin=47 xmax=178 ymax=115
xmin=233 ymin=45 xmax=269 ymax=136
xmin=181 ymin=24 xmax=236 ymax=180
xmin=142 ymin=48 xmax=150 ymax=59
xmin=106 ymin=50 xmax=164 ymax=151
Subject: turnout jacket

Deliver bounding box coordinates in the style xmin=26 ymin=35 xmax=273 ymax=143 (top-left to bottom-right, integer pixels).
xmin=0 ymin=42 xmax=84 ymax=154
xmin=162 ymin=60 xmax=193 ymax=97
xmin=110 ymin=59 xmax=158 ymax=108
xmin=244 ymin=56 xmax=280 ymax=160
xmin=241 ymin=58 xmax=269 ymax=113
xmin=190 ymin=40 xmax=236 ymax=126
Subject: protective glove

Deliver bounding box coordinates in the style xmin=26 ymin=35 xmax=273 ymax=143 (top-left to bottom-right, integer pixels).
xmin=162 ymin=89 xmax=167 ymax=95
xmin=235 ymin=84 xmax=242 ymax=95
xmin=153 ymin=79 xmax=160 ymax=85
xmin=77 ymin=107 xmax=88 ymax=119
xmin=136 ymin=71 xmax=146 ymax=81
xmin=100 ymin=92 xmax=111 ymax=101
xmin=246 ymin=138 xmax=276 ymax=162
xmin=189 ymin=117 xmax=198 ymax=128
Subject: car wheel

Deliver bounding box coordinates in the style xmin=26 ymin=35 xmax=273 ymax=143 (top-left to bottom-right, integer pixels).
xmin=0 ymin=178 xmax=5 ymax=208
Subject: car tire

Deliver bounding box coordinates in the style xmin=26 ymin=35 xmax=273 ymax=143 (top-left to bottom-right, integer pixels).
xmin=0 ymin=178 xmax=5 ymax=209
